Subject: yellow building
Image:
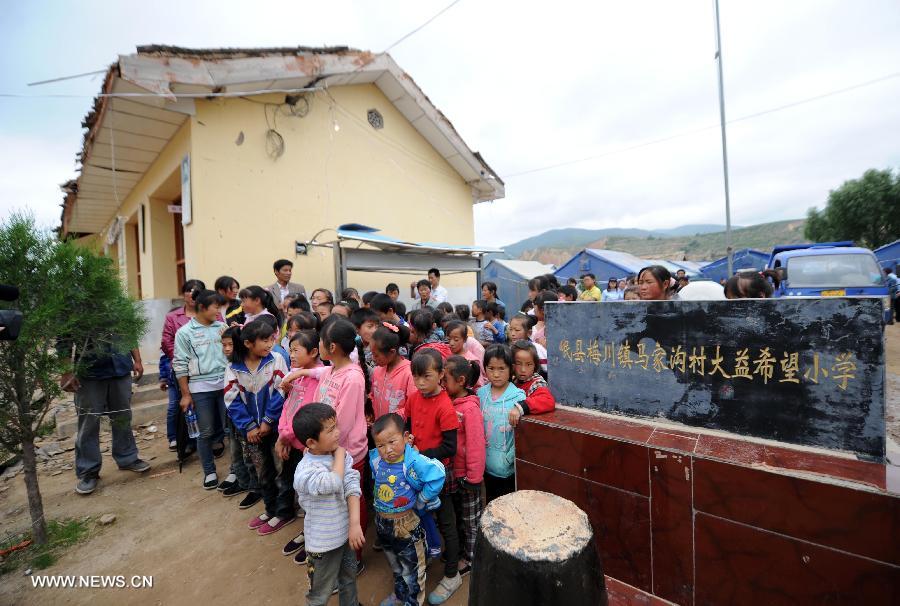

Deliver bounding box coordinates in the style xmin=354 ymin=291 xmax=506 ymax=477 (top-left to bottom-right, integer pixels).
xmin=60 ymin=45 xmax=504 ymax=310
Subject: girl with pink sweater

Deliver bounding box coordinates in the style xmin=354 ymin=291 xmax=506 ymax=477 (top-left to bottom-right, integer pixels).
xmin=275 ymin=329 xmax=322 ymax=564
xmin=443 ymin=355 xmax=487 ymax=575
xmin=369 ymin=323 xmax=417 ymax=420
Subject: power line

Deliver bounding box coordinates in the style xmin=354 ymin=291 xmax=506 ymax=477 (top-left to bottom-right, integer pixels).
xmin=505 ymin=70 xmax=900 ymax=178
xmin=383 ymin=0 xmax=463 ymax=52
xmin=27 ymin=69 xmax=108 ymax=87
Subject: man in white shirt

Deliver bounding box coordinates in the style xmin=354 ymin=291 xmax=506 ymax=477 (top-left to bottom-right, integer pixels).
xmin=267 ymin=259 xmax=306 ymax=307
xmin=410 ymin=267 xmax=449 ymax=304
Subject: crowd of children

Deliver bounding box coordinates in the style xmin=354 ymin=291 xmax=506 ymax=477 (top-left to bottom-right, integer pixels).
xmin=160 ymin=261 xmax=559 ymax=606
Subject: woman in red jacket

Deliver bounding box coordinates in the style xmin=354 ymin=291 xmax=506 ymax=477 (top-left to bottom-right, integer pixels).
xmin=509 ymin=340 xmax=556 ymax=425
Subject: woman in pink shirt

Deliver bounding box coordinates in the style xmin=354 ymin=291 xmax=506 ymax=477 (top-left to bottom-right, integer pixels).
xmin=370 ymin=323 xmax=417 ymax=419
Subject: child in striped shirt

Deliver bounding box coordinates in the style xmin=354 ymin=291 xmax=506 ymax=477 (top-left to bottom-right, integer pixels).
xmin=293 ymin=403 xmax=365 ymax=606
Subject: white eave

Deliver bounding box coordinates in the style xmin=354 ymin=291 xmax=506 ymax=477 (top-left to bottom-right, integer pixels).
xmin=62 ymin=48 xmax=504 ymax=236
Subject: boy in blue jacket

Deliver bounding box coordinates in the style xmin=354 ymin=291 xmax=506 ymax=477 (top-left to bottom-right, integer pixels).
xmin=370 ymin=413 xmax=445 ymax=606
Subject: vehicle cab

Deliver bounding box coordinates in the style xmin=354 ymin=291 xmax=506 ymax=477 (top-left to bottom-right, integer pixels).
xmin=767 ymin=241 xmax=891 ymax=323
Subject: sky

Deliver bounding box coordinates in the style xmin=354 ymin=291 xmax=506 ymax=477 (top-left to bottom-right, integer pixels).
xmin=1 ymin=0 xmax=899 ymax=247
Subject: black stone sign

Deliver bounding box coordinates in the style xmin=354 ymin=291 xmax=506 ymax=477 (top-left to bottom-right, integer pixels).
xmin=545 ymin=298 xmax=885 ymax=461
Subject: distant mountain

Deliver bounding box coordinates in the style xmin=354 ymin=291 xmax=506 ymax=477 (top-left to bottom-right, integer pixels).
xmin=652 ymin=224 xmax=733 ymax=237
xmin=504 ymin=220 xmax=808 ymax=267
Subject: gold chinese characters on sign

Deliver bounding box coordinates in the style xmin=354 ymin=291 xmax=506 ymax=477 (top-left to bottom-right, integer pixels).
xmin=557 ymin=339 xmax=858 ymax=390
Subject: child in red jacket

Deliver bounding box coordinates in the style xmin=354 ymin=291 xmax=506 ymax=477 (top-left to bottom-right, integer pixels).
xmin=443 ymin=355 xmax=487 ymax=575
xmin=509 ymin=340 xmax=556 ymax=426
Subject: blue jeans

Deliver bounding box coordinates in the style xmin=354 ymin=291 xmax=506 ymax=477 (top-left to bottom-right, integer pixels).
xmin=376 ymin=510 xmax=427 ymax=606
xmin=192 ymin=389 xmax=225 ymax=475
xmin=166 ymin=383 xmax=180 ymax=443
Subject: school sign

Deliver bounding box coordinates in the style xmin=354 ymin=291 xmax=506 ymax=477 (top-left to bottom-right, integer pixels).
xmin=545 ymin=298 xmax=885 ymax=460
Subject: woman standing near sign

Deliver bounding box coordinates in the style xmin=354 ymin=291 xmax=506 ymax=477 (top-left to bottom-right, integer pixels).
xmin=637 ymin=266 xmax=677 ymax=301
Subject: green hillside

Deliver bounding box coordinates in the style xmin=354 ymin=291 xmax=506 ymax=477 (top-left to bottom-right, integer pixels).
xmin=514 ymin=219 xmax=808 ymax=266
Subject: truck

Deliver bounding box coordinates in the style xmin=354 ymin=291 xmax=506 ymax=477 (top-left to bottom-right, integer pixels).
xmin=766 ymin=241 xmax=892 ymax=323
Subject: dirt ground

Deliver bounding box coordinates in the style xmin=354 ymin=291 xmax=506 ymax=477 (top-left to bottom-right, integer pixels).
xmin=1 ymin=325 xmax=897 ymax=605
xmin=0 ymin=433 xmax=470 ymax=606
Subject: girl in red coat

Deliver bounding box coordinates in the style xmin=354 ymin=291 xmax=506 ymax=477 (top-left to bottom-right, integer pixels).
xmin=509 ymin=340 xmax=556 ymax=426
xmin=443 ymin=355 xmax=487 ymax=575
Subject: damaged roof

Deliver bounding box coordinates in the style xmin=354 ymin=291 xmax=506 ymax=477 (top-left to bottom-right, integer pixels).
xmin=61 ymin=45 xmax=505 ymax=237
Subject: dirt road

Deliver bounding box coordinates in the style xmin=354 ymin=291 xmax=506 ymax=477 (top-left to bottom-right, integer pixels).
xmin=0 ymin=433 xmax=469 ymax=606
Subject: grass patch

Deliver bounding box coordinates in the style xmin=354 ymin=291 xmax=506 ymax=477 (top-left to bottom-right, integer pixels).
xmin=0 ymin=518 xmax=93 ymax=575
xmin=35 ymin=418 xmax=57 ymax=439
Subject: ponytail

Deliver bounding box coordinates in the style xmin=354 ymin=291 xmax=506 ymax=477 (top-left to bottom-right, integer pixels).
xmin=445 ymin=354 xmax=480 ymax=394
xmin=230 ymin=319 xmax=276 ymax=364
xmin=371 ymin=322 xmax=410 ymax=355
xmin=239 ymin=285 xmax=282 ymax=325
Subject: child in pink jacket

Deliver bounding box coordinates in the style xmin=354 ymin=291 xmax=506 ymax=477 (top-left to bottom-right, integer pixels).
xmin=443 ymin=355 xmax=487 ymax=575
xmin=274 ymin=329 xmax=323 ymax=564
xmin=370 ymin=323 xmax=417 ymax=420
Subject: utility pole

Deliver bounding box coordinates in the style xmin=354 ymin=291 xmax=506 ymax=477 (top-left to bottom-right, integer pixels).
xmin=713 ymin=0 xmax=734 ymax=276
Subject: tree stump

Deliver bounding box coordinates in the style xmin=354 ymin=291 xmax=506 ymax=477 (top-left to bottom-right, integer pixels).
xmin=469 ymin=489 xmax=607 ymax=606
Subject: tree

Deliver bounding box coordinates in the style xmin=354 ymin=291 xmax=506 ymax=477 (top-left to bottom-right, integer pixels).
xmin=805 ymin=168 xmax=900 ymax=249
xmin=0 ymin=213 xmax=146 ymax=545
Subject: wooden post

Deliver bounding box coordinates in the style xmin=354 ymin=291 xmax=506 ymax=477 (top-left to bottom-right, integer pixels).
xmin=469 ymin=490 xmax=607 ymax=606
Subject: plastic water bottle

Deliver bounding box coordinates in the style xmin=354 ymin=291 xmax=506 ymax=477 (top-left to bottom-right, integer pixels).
xmin=185 ymin=405 xmax=200 ymax=439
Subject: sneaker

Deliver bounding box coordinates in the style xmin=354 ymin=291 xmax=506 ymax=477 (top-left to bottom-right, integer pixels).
xmin=212 ymin=442 xmax=225 ymax=459
xmin=380 ymin=596 xmax=403 ymax=606
xmin=238 ymin=492 xmax=262 ymax=509
xmin=168 ymin=440 xmax=177 ymax=451
xmin=292 ymin=549 xmax=308 ymax=565
xmin=282 ymin=533 xmax=305 ymax=556
xmin=222 ymin=483 xmax=247 ymax=497
xmin=75 ymin=477 xmax=97 ymax=495
xmin=428 ymin=574 xmax=462 ymax=605
xmin=372 ymin=537 xmax=383 ymax=552
xmin=248 ymin=513 xmax=270 ymax=530
xmin=119 ymin=459 xmax=151 ymax=473
xmin=257 ymin=516 xmax=295 ymax=536
xmin=217 ymin=473 xmax=237 ymax=491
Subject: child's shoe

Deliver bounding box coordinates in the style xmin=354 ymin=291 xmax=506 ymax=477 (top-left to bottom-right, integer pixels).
xmin=257 ymin=515 xmax=295 ymax=535
xmin=217 ymin=473 xmax=237 ymax=491
xmin=203 ymin=473 xmax=218 ymax=490
xmin=248 ymin=513 xmax=270 ymax=530
xmin=282 ymin=533 xmax=305 ymax=556
xmin=292 ymin=550 xmax=308 ymax=565
xmin=238 ymin=492 xmax=262 ymax=509
xmin=428 ymin=574 xmax=462 ymax=605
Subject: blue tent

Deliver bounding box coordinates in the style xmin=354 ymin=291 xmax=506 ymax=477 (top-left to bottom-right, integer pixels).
xmin=874 ymin=239 xmax=900 ymax=270
xmin=699 ymin=249 xmax=770 ymax=283
xmin=482 ymin=259 xmax=555 ymax=312
xmin=669 ymin=260 xmax=707 ymax=275
xmin=554 ymin=249 xmax=649 ymax=283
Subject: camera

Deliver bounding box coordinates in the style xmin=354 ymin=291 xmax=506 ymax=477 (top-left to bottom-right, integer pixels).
xmin=0 ymin=284 xmax=22 ymax=341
